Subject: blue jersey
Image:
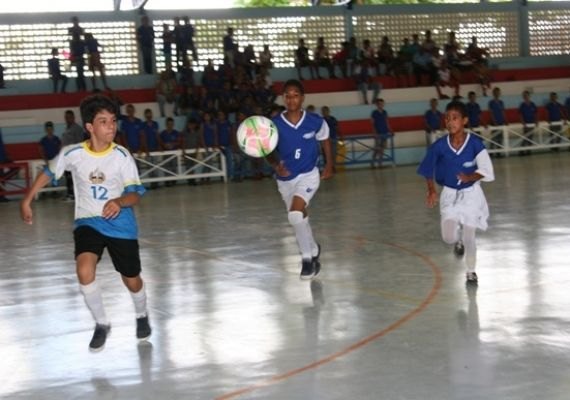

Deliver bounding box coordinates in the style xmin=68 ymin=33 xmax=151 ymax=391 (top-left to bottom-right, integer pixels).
xmin=545 ymin=101 xmax=562 ymax=122
xmin=272 ymin=111 xmax=329 ymax=181
xmin=39 ymin=135 xmax=61 ymax=160
xmin=488 ymin=99 xmax=505 ymax=125
xmin=424 ymin=109 xmax=442 ymax=131
xmin=217 ymin=120 xmax=232 ymax=147
xmin=417 ymin=133 xmax=487 ymax=190
xmin=160 ymin=129 xmax=179 ymax=148
xmin=141 ymin=120 xmax=159 ymax=151
xmin=519 ymin=101 xmax=537 ymax=124
xmin=0 ymin=128 xmax=8 ymax=162
xmin=121 ymin=117 xmax=143 ymax=151
xmin=324 ymin=116 xmax=338 ymax=140
xmin=371 ymin=109 xmax=390 ymax=136
xmin=466 ymin=102 xmax=481 ymax=127
xmin=203 ymin=123 xmax=217 ymax=147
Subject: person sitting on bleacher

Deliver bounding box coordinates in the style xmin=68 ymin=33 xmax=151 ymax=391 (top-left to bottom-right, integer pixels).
xmin=156 ymin=65 xmax=179 ymax=118
xmin=412 ymin=47 xmax=436 ymax=86
xmin=466 ymin=91 xmax=482 ymax=129
xmin=313 ymin=37 xmax=336 ymax=79
xmin=332 ymin=41 xmax=350 ymax=79
xmin=258 ymin=44 xmax=273 ymax=71
xmin=397 ymin=37 xmax=416 ymax=82
xmin=377 ymin=36 xmax=395 ymax=76
xmin=360 ymin=39 xmax=378 ymax=76
xmin=47 ymin=48 xmax=68 ymax=93
xmin=346 ymin=36 xmax=360 ymax=77
xmin=466 ymin=36 xmax=491 ymax=97
xmin=39 ymin=121 xmax=62 ymax=164
xmin=421 ymin=30 xmax=437 ymax=53
xmin=295 ymin=38 xmax=315 ymax=81
xmin=435 ymin=58 xmax=460 ymax=100
xmin=354 ymin=59 xmax=381 ymax=105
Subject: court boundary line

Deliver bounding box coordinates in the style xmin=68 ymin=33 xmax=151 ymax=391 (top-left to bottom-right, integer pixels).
xmin=215 ymin=241 xmax=443 ymax=400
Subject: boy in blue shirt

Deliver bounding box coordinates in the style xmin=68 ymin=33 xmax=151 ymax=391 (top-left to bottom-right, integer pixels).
xmin=120 ymin=104 xmax=144 ymax=155
xmin=466 ymin=91 xmax=482 ymax=129
xmin=424 ymin=98 xmax=443 ymax=147
xmin=488 ymin=87 xmax=507 ymax=155
xmin=159 ymin=117 xmax=180 ymax=186
xmin=321 ymin=106 xmax=340 ymax=171
xmin=39 ymin=121 xmax=62 ymax=163
xmin=545 ymin=92 xmax=566 ymax=147
xmin=370 ymin=98 xmax=394 ymax=168
xmin=269 ymin=79 xmax=333 ymax=280
xmin=418 ymin=101 xmax=495 ymax=283
xmin=518 ymin=90 xmax=537 ymax=156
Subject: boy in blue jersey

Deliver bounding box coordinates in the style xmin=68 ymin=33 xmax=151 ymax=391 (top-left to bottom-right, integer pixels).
xmin=488 ymin=87 xmax=507 ymax=155
xmin=269 ymin=79 xmax=334 ymax=280
xmin=141 ymin=108 xmax=160 ymax=189
xmin=20 ymin=94 xmax=151 ymax=351
xmin=545 ymin=92 xmax=566 ymax=147
xmin=370 ymin=98 xmax=394 ymax=168
xmin=120 ymin=104 xmax=144 ymax=155
xmin=424 ymin=98 xmax=443 ymax=147
xmin=518 ymin=90 xmax=537 ymax=156
xmin=418 ymin=101 xmax=494 ymax=283
xmin=321 ymin=106 xmax=340 ymax=171
xmin=39 ymin=121 xmax=62 ymax=163
xmin=466 ymin=91 xmax=482 ymax=129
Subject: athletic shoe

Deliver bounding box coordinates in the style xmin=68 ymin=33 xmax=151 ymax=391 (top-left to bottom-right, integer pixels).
xmin=454 ymin=241 xmax=465 ymax=257
xmin=312 ymin=243 xmax=321 ymax=263
xmin=136 ymin=315 xmax=152 ymax=341
xmin=300 ymin=259 xmax=314 ymax=280
xmin=89 ymin=324 xmax=111 ymax=352
xmin=466 ymin=272 xmax=478 ymax=284
xmin=312 ymin=258 xmax=321 ymax=278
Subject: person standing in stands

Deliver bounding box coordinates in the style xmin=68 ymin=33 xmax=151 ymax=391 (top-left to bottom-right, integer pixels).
xmin=136 ymin=15 xmax=155 ymax=75
xmin=47 ymin=48 xmax=68 ymax=93
xmin=321 ymin=106 xmax=340 ymax=171
xmin=161 ymin=23 xmax=174 ymax=68
xmin=295 ymin=38 xmax=315 ymax=81
xmin=39 ymin=122 xmax=62 ymax=164
xmin=70 ymin=32 xmax=87 ymax=92
xmin=120 ymin=104 xmax=144 ymax=155
xmin=518 ymin=90 xmax=538 ymax=156
xmin=223 ymin=27 xmax=237 ymax=68
xmin=424 ymin=98 xmax=443 ymax=147
xmin=182 ymin=16 xmax=197 ymax=62
xmin=85 ymin=33 xmax=109 ymax=91
xmin=61 ymin=110 xmax=86 ymax=201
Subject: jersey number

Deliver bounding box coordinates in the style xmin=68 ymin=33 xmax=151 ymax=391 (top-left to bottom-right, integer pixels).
xmin=295 ymin=148 xmax=301 ymax=159
xmin=90 ymin=186 xmax=109 ymax=201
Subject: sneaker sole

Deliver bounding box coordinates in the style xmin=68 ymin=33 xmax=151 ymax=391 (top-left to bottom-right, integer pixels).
xmin=137 ymin=332 xmax=152 ymax=342
xmin=89 ymin=332 xmax=110 ymax=352
xmin=300 ymin=274 xmax=315 ymax=281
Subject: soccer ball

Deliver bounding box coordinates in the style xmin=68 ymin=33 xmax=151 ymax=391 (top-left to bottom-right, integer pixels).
xmin=236 ymin=115 xmax=279 ymax=158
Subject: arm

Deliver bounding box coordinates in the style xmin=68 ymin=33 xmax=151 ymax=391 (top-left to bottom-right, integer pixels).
xmin=320 ymin=138 xmax=334 ymax=180
xmin=20 ymin=172 xmax=52 ymax=224
xmin=458 ymin=149 xmax=495 ymax=183
xmin=425 ymin=178 xmax=438 ymax=208
xmin=265 ymin=151 xmax=289 ymax=178
xmin=101 ymin=192 xmax=141 ymax=220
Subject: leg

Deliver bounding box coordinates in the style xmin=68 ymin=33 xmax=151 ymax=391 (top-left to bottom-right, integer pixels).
xmin=77 ymin=252 xmax=108 ymax=325
xmin=441 ymin=218 xmax=460 ymax=245
xmin=357 ymin=82 xmax=368 ymax=104
xmin=61 ymin=75 xmax=68 ymax=93
xmin=463 ymin=225 xmax=477 ymax=274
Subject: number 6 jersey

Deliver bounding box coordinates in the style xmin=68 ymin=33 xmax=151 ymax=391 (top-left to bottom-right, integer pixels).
xmin=45 ymin=142 xmax=146 ymax=239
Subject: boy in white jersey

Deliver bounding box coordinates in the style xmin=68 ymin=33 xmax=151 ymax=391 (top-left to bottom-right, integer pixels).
xmin=417 ymin=101 xmax=494 ymax=283
xmin=20 ymin=94 xmax=151 ymax=351
xmin=269 ymin=79 xmax=334 ymax=280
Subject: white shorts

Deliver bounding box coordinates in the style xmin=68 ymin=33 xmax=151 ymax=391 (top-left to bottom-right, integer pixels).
xmin=277 ymin=167 xmax=321 ymax=210
xmin=440 ymin=184 xmax=489 ymax=231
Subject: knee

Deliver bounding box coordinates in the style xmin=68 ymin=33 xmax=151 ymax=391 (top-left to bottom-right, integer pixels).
xmin=287 ymin=210 xmax=304 ymax=226
xmin=441 ymin=230 xmax=456 ymax=244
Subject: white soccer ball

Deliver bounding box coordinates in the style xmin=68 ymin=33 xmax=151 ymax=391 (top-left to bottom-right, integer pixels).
xmin=236 ymin=115 xmax=279 ymax=158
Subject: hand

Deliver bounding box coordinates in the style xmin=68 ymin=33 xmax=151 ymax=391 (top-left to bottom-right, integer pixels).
xmin=102 ymin=198 xmax=122 ymax=220
xmin=457 ymin=172 xmax=470 ymax=183
xmin=321 ymin=164 xmax=334 ymax=180
xmin=426 ymin=190 xmax=438 ymax=208
xmin=274 ymin=161 xmax=290 ymax=178
xmin=20 ymin=201 xmax=33 ymax=225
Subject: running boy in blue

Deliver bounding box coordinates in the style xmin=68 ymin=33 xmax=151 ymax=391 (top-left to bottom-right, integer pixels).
xmin=418 ymin=101 xmax=494 ymax=283
xmin=269 ymin=79 xmax=334 ymax=280
xmin=20 ymin=94 xmax=151 ymax=351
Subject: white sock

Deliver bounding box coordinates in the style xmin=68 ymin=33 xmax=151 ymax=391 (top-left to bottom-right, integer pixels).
xmin=463 ymin=225 xmax=477 ymax=273
xmin=306 ymin=218 xmax=319 ymax=257
xmin=290 ymin=214 xmax=315 ymax=260
xmin=130 ymin=282 xmax=148 ymax=319
xmin=80 ymin=281 xmax=108 ymax=326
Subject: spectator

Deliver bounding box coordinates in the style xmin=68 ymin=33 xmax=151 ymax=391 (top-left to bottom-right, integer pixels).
xmin=370 ymin=98 xmax=393 ymax=168
xmin=518 ymin=90 xmax=538 ymax=156
xmin=377 ymin=36 xmax=395 ymax=76
xmin=466 ymin=91 xmax=482 ymax=129
xmin=242 ymin=44 xmax=257 ymax=78
xmin=258 ymin=44 xmax=273 ymax=70
xmin=159 ymin=117 xmax=180 ymax=186
xmin=84 ymin=33 xmax=109 ymax=90
xmin=424 ymin=98 xmax=443 ymax=146
xmin=61 ymin=110 xmax=85 ymax=200
xmin=39 ymin=121 xmax=62 ymax=163
xmin=120 ymin=104 xmax=144 ymax=154
xmin=217 ymin=110 xmax=234 ymax=180
xmin=322 ymin=106 xmax=340 ymax=170
xmin=178 ymin=57 xmax=194 ymax=90
xmin=182 ymin=16 xmax=198 ymax=62
xmin=47 ymin=48 xmax=68 ymax=93
xmin=412 ymin=47 xmax=436 ymax=86
xmin=313 ymin=37 xmax=336 ymax=79
xmin=181 ymin=118 xmax=204 ymax=185
xmin=223 ymin=27 xmax=237 ymax=67
xmin=172 ymin=17 xmax=185 ymax=68
xmin=0 ymin=63 xmax=4 ymax=88
xmin=156 ymin=66 xmax=178 ymax=117
xmin=398 ymin=37 xmax=415 ymax=79
xmin=488 ymin=87 xmax=507 ymax=155
xmin=230 ymin=111 xmax=247 ymax=181
xmin=354 ymin=59 xmax=381 ymax=105
xmin=0 ymin=128 xmax=11 ymax=201
xmin=68 ymin=16 xmax=84 ymax=38
xmin=69 ymin=32 xmax=87 ymax=92
xmin=161 ymin=23 xmax=174 ymax=68
xmin=136 ymin=15 xmax=155 ymax=75
xmin=422 ymin=30 xmax=437 ymax=53
xmin=202 ymin=111 xmax=219 ymax=150
xmin=295 ymin=38 xmax=315 ymax=80
xmin=360 ymin=39 xmax=378 ymax=75
xmin=545 ymin=92 xmax=566 ymax=147
xmin=435 ymin=59 xmax=460 ymax=100
xmin=332 ymin=41 xmax=349 ymax=78
xmin=466 ymin=36 xmax=491 ymax=96
xmin=346 ymin=36 xmax=359 ymax=76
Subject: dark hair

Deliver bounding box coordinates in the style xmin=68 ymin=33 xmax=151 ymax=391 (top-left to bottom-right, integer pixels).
xmin=468 ymin=91 xmax=476 ymax=96
xmin=79 ymin=94 xmax=117 ymax=126
xmin=283 ymin=79 xmax=304 ymax=95
xmin=445 ymin=100 xmax=467 ymax=118
xmin=166 ymin=117 xmax=174 ymax=123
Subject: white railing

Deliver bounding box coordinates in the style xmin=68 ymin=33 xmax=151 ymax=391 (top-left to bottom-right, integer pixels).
xmin=28 ymin=148 xmax=227 ymax=199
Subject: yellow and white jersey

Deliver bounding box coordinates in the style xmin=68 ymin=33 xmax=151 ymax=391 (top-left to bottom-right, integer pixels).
xmin=46 ymin=141 xmax=146 ymax=239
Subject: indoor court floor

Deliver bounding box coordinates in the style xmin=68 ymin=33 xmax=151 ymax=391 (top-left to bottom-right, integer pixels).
xmin=1 ymin=152 xmax=569 ymax=400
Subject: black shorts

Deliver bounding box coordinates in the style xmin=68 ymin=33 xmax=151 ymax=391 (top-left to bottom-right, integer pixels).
xmin=74 ymin=226 xmax=141 ymax=278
